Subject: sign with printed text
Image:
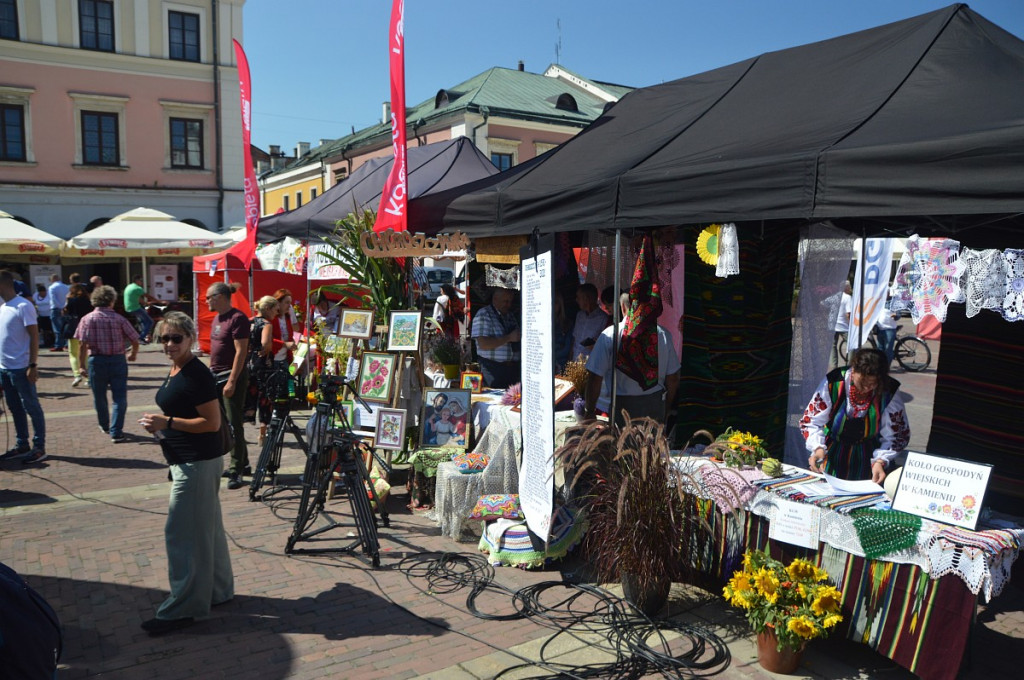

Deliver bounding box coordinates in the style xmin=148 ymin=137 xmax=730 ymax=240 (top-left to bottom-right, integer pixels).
xmin=891 ymin=451 xmax=992 ymax=530
xmin=769 ymin=498 xmax=822 ymax=549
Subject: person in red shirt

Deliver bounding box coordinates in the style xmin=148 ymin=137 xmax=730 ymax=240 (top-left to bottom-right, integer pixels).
xmin=74 ymin=285 xmax=139 ymax=443
xmin=206 ymin=282 xmax=250 ymax=489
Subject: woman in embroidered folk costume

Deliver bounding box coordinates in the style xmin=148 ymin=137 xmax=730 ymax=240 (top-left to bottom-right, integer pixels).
xmin=800 ymin=348 xmax=910 ymax=483
xmin=138 ymin=312 xmax=234 ymax=635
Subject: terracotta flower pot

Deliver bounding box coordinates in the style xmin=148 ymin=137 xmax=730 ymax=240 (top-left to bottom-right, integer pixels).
xmin=756 ymin=629 xmax=804 ymax=674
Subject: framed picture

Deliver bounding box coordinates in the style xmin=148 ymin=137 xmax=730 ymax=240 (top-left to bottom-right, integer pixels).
xmin=374 ymin=408 xmax=407 ymax=450
xmin=387 ymin=310 xmax=423 ymax=351
xmin=338 ymin=308 xmax=374 ymax=339
xmin=338 ymin=400 xmax=355 ymax=429
xmin=420 ymin=388 xmax=472 ymax=449
xmin=460 ymin=371 xmax=484 ymax=393
xmin=356 ymin=352 xmax=396 ymax=404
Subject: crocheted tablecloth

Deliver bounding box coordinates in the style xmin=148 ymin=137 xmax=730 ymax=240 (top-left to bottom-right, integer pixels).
xmin=674 ymin=457 xmax=1024 ymax=601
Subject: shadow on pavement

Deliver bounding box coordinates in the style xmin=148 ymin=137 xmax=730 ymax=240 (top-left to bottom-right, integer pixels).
xmin=43 ymin=454 xmax=166 ymax=470
xmin=27 ymin=574 xmax=448 ymax=679
xmin=0 ymin=489 xmax=58 ymax=507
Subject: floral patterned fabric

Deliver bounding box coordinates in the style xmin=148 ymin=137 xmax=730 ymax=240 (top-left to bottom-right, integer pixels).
xmin=616 ymin=234 xmax=663 ymax=389
xmin=888 ymin=234 xmax=964 ymax=323
xmin=469 ymin=493 xmax=521 ymax=520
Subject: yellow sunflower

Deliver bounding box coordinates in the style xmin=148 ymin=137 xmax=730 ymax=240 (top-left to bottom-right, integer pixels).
xmin=754 ymin=567 xmax=780 ymax=601
xmin=787 ymin=615 xmax=820 ymax=639
xmin=823 ymin=613 xmax=843 ymax=629
xmin=785 ymin=558 xmax=817 ymax=582
xmin=811 ymin=586 xmax=843 ymax=615
xmin=696 ymin=224 xmax=721 ymax=266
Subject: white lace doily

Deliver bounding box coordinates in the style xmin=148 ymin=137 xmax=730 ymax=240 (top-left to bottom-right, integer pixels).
xmin=1001 ymin=248 xmax=1024 ymax=322
xmin=715 ymin=223 xmax=740 ymax=277
xmin=889 ymin=235 xmax=965 ymax=323
xmin=960 ymin=248 xmax=1006 ymax=318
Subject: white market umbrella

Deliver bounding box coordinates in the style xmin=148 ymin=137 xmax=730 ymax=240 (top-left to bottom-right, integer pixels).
xmin=63 ymin=207 xmax=233 ymax=258
xmin=0 ymin=210 xmax=64 ymax=255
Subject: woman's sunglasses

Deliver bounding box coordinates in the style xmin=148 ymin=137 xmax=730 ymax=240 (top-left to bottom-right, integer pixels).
xmin=157 ymin=334 xmax=185 ymax=344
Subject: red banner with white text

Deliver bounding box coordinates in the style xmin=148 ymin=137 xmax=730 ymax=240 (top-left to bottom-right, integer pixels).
xmin=373 ymin=0 xmax=408 ymax=233
xmin=230 ymin=38 xmax=259 ymax=266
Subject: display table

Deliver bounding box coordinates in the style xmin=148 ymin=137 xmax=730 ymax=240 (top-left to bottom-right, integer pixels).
xmin=677 ymin=458 xmax=1024 ymax=680
xmin=430 ymin=407 xmax=578 ymax=540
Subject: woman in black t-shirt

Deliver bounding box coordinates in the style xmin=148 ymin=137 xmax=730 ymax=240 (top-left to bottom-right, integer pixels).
xmin=138 ymin=311 xmax=234 ymax=635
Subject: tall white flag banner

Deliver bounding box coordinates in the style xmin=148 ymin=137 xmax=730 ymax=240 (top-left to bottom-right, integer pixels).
xmin=849 ymin=238 xmax=895 ymax=351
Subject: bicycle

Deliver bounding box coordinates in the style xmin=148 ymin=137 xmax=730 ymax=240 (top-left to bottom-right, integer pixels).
xmin=837 ymin=322 xmax=932 ymax=372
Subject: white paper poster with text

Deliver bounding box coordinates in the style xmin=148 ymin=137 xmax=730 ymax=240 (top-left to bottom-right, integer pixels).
xmin=519 ymin=250 xmax=554 ymax=541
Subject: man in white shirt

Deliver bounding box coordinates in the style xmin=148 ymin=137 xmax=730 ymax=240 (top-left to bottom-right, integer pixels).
xmin=47 ymin=274 xmax=70 ymax=351
xmin=829 ymin=281 xmax=852 ymax=370
xmin=584 ymin=293 xmax=680 ymax=426
xmin=0 ymin=270 xmax=46 ymax=464
xmin=570 ymin=283 xmax=609 ymax=361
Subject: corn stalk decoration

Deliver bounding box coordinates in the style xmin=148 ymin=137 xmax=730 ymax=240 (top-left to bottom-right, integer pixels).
xmin=315 ymin=209 xmax=407 ymax=314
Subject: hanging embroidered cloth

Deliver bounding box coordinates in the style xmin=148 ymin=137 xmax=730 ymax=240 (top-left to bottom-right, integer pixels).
xmin=716 ymin=223 xmax=740 ymax=277
xmin=484 ymin=264 xmax=520 ymax=290
xmin=1002 ymin=248 xmax=1024 ymax=322
xmin=960 ymin=248 xmax=1006 ymax=318
xmin=616 ymin=234 xmax=662 ymax=390
xmin=888 ymin=234 xmax=964 ymax=323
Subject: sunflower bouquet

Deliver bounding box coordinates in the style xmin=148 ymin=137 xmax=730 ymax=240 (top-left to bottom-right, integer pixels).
xmin=703 ymin=427 xmax=769 ymax=468
xmin=723 ymin=549 xmax=843 ymax=652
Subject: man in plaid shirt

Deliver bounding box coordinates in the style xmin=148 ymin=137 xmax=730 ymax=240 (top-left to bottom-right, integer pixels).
xmin=471 ymin=287 xmax=520 ymax=389
xmin=75 ymin=285 xmax=139 ymax=443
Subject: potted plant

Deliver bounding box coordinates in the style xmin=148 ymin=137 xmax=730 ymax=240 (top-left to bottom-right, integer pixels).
xmin=555 ymin=415 xmax=708 ymax=615
xmin=723 ymin=548 xmax=843 ymax=673
xmin=431 ymin=336 xmax=462 ymax=380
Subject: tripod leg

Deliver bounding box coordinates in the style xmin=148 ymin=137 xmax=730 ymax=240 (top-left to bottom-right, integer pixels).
xmin=356 ymin=445 xmax=390 ymax=529
xmin=341 ymin=463 xmax=381 ymax=567
xmin=249 ymin=408 xmax=287 ymax=501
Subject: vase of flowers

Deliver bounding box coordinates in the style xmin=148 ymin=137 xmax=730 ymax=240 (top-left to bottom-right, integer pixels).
xmin=723 ymin=549 xmax=843 ymax=674
xmin=703 ymin=427 xmax=769 ymax=468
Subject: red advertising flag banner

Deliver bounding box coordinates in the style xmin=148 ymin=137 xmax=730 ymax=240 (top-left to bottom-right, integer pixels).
xmin=373 ymin=0 xmax=408 ymax=234
xmin=232 ymin=38 xmax=259 ymax=266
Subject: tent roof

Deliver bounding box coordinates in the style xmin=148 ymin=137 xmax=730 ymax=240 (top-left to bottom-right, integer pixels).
xmin=65 ymin=207 xmax=233 ymax=256
xmin=0 ymin=210 xmax=64 ymax=255
xmin=257 ymin=137 xmax=499 ymax=242
xmin=410 ymin=4 xmax=1024 ymax=238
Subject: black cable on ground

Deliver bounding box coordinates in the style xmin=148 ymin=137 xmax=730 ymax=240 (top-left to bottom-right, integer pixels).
xmin=395 ymin=552 xmax=732 ymax=679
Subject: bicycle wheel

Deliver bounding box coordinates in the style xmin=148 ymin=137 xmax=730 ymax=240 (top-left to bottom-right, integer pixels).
xmin=837 ymin=335 xmax=848 ymax=363
xmin=895 ymin=337 xmax=931 ymax=372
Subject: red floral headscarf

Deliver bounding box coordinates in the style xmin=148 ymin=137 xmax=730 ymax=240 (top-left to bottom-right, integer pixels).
xmin=616 ymin=234 xmax=663 ymax=389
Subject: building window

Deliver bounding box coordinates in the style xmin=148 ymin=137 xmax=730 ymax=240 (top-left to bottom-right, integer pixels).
xmin=310 ymin=187 xmax=318 ymax=200
xmin=168 ymin=10 xmax=199 ymax=62
xmin=295 ymin=191 xmax=303 ymax=208
xmin=81 ymin=111 xmax=119 ymax=166
xmin=491 ymin=152 xmax=513 ymax=172
xmin=170 ymin=118 xmax=203 ymax=168
xmin=79 ymin=0 xmax=114 ymax=52
xmin=283 ymin=195 xmax=290 ymax=211
xmin=0 ymin=0 xmax=18 ymax=40
xmin=0 ymin=104 xmax=25 ymax=161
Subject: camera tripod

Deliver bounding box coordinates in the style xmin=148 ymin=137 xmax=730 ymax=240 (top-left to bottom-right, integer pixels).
xmin=285 ymin=376 xmax=389 ymax=567
xmin=249 ymin=366 xmax=308 ymax=501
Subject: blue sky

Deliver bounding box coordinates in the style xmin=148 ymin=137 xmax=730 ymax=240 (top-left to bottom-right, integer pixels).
xmin=243 ymin=0 xmax=1024 ymax=153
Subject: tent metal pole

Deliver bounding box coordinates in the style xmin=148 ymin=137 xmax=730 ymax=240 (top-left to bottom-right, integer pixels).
xmin=611 ymin=230 xmax=620 ymax=424
xmin=857 ymin=226 xmax=867 ymax=347
xmin=142 ymin=255 xmax=147 ymax=290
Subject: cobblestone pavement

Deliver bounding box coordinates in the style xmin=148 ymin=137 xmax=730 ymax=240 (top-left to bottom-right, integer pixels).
xmin=2 ymin=343 xmax=1021 ymax=679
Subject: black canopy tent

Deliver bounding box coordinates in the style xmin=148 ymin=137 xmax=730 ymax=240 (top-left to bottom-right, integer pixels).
xmin=408 ymin=4 xmax=1024 ymax=507
xmin=410 ymin=4 xmax=1024 ymax=238
xmin=259 ymin=136 xmax=498 ymax=243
